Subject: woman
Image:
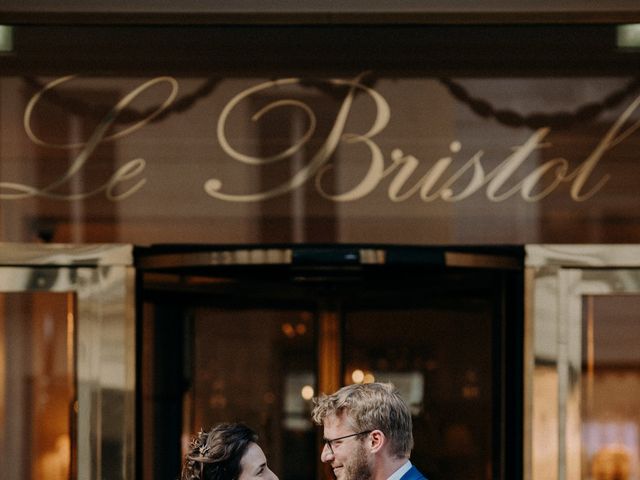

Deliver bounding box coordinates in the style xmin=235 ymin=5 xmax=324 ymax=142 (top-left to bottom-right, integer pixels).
xmin=181 ymin=423 xmax=279 ymax=480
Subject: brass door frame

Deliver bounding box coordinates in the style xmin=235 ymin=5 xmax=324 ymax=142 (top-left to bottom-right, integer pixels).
xmin=0 ymin=243 xmax=135 ymax=480
xmin=525 ymin=244 xmax=640 ymax=480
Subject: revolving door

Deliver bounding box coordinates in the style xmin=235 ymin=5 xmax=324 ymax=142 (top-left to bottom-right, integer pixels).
xmin=137 ymin=245 xmax=524 ymax=480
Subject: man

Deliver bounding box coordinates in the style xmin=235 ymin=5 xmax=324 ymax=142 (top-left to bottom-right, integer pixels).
xmin=312 ymin=382 xmax=427 ymax=480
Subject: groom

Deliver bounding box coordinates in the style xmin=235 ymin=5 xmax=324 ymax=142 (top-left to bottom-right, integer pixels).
xmin=312 ymin=382 xmax=427 ymax=480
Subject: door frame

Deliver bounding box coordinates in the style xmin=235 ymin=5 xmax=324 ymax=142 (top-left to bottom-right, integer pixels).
xmin=137 ymin=243 xmax=525 ymax=480
xmin=525 ymin=244 xmax=640 ymax=480
xmin=0 ymin=243 xmax=135 ymax=480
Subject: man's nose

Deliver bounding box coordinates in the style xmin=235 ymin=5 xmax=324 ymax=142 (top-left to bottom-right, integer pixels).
xmin=320 ymin=443 xmax=334 ymax=463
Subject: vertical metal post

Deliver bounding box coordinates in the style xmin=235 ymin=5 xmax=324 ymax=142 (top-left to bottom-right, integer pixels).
xmin=523 ymin=267 xmax=535 ymax=480
xmin=316 ymin=303 xmax=341 ymax=480
xmin=317 ymin=306 xmax=341 ymax=396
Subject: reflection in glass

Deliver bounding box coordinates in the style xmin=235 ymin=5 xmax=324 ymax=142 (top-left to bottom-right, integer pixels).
xmin=189 ymin=307 xmax=316 ymax=480
xmin=582 ymin=295 xmax=640 ymax=480
xmin=0 ymin=292 xmax=75 ymax=480
xmin=344 ymin=302 xmax=493 ymax=480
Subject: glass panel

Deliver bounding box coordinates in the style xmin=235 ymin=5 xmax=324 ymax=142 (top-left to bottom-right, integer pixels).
xmin=189 ymin=306 xmax=316 ymax=480
xmin=1 ymin=25 xmax=640 ymax=245
xmin=141 ymin=300 xmax=316 ymax=480
xmin=344 ymin=295 xmax=494 ymax=480
xmin=581 ymin=295 xmax=640 ymax=480
xmin=0 ymin=291 xmax=76 ymax=480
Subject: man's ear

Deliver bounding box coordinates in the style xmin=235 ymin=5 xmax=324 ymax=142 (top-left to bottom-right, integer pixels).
xmin=369 ymin=430 xmax=386 ymax=453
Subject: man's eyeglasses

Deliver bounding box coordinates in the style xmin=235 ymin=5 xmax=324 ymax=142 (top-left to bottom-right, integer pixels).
xmin=323 ymin=430 xmax=373 ymax=454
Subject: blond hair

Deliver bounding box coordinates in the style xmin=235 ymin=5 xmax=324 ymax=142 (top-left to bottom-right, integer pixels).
xmin=312 ymin=382 xmax=414 ymax=458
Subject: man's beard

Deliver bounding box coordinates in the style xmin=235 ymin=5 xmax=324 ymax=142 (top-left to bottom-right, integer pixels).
xmin=343 ymin=442 xmax=372 ymax=480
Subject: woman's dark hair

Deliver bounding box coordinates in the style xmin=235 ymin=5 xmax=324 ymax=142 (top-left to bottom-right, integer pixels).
xmin=181 ymin=423 xmax=258 ymax=480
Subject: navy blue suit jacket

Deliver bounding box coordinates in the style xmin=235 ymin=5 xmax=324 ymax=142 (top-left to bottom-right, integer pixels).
xmin=399 ymin=464 xmax=427 ymax=480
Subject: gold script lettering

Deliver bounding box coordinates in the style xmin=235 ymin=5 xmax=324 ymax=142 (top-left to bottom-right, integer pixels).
xmin=566 ymin=93 xmax=640 ymax=201
xmin=2 ymin=75 xmax=178 ymax=200
xmin=208 ymin=79 xmax=639 ymax=204
xmin=205 ymin=75 xmax=390 ymax=202
xmin=8 ymin=75 xmax=636 ymax=205
xmin=385 ymin=148 xmax=449 ymax=202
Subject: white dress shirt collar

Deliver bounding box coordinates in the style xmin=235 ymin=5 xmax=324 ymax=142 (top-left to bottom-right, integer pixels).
xmin=387 ymin=460 xmax=412 ymax=480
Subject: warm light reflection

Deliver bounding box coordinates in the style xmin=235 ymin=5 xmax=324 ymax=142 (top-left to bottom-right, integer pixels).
xmin=580 ymin=295 xmax=640 ymax=480
xmin=301 ymin=385 xmax=314 ymax=400
xmin=592 ymin=445 xmax=631 ymax=480
xmin=584 ymin=423 xmax=638 ymax=480
xmin=1 ymin=292 xmax=73 ymax=480
xmin=37 ymin=434 xmax=70 ymax=480
xmin=66 ymin=294 xmax=75 ymax=391
xmin=350 ymin=369 xmax=376 ymax=384
xmin=282 ymin=322 xmax=295 ymax=338
xmin=350 ymin=369 xmax=377 ymax=384
xmin=282 ymin=321 xmax=308 ymax=338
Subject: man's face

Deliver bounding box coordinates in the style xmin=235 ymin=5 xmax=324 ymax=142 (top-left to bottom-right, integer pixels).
xmin=321 ymin=413 xmax=372 ymax=480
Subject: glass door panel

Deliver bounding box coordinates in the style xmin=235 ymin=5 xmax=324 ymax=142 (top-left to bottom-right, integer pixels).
xmin=344 ymin=301 xmax=494 ymax=480
xmin=190 ymin=306 xmax=317 ymax=480
xmin=0 ymin=291 xmax=75 ymax=480
xmin=582 ymin=295 xmax=640 ymax=480
xmin=527 ymin=246 xmax=640 ymax=480
xmin=0 ymin=245 xmax=134 ymax=480
xmin=141 ymin=298 xmax=317 ymax=480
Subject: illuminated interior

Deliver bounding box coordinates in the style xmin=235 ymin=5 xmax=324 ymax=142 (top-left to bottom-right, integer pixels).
xmin=582 ymin=295 xmax=640 ymax=480
xmin=0 ymin=291 xmax=75 ymax=480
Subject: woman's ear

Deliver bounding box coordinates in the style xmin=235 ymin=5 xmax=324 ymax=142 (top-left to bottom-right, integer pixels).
xmin=369 ymin=430 xmax=386 ymax=453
